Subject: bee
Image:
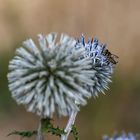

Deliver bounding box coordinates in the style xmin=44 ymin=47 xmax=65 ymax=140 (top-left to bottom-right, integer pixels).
xmin=102 ymin=49 xmax=119 ymax=64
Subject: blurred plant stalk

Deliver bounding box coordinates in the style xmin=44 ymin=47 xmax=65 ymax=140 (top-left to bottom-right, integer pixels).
xmin=36 ymin=118 xmax=44 ymax=140
xmin=61 ymin=110 xmax=78 ymax=140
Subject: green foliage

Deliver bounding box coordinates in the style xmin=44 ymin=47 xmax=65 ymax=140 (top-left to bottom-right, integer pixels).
xmin=41 ymin=118 xmax=66 ymax=137
xmin=7 ymin=118 xmax=66 ymax=139
xmin=7 ymin=118 xmax=80 ymax=139
xmin=7 ymin=130 xmax=37 ymax=138
xmin=71 ymin=125 xmax=80 ymax=140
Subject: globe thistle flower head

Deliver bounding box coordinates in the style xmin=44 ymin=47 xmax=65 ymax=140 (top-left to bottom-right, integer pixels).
xmin=7 ymin=33 xmax=95 ymax=118
xmin=75 ymin=35 xmax=118 ymax=96
xmin=103 ymin=132 xmax=139 ymax=140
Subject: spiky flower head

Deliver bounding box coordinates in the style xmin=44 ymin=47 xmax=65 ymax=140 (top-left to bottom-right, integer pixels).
xmin=103 ymin=132 xmax=139 ymax=140
xmin=7 ymin=33 xmax=95 ymax=118
xmin=75 ymin=35 xmax=118 ymax=96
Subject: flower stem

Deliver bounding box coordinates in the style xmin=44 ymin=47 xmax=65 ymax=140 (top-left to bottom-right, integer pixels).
xmin=36 ymin=118 xmax=44 ymax=140
xmin=61 ymin=110 xmax=78 ymax=140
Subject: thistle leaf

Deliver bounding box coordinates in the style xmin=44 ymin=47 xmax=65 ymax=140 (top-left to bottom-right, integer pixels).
xmin=7 ymin=130 xmax=37 ymax=138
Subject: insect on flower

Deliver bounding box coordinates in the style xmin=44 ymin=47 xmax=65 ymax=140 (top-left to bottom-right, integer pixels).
xmin=75 ymin=35 xmax=118 ymax=96
xmin=101 ymin=48 xmax=119 ymax=65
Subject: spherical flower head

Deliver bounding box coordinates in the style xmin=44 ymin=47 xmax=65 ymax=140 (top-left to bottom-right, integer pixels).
xmin=75 ymin=35 xmax=118 ymax=96
xmin=103 ymin=132 xmax=139 ymax=140
xmin=7 ymin=33 xmax=95 ymax=118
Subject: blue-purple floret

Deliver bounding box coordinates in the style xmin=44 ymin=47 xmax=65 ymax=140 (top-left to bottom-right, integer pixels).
xmin=103 ymin=133 xmax=138 ymax=140
xmin=75 ymin=35 xmax=114 ymax=69
xmin=75 ymin=35 xmax=117 ymax=96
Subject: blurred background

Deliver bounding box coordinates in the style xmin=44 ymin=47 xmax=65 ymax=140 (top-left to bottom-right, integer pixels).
xmin=0 ymin=0 xmax=140 ymax=139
